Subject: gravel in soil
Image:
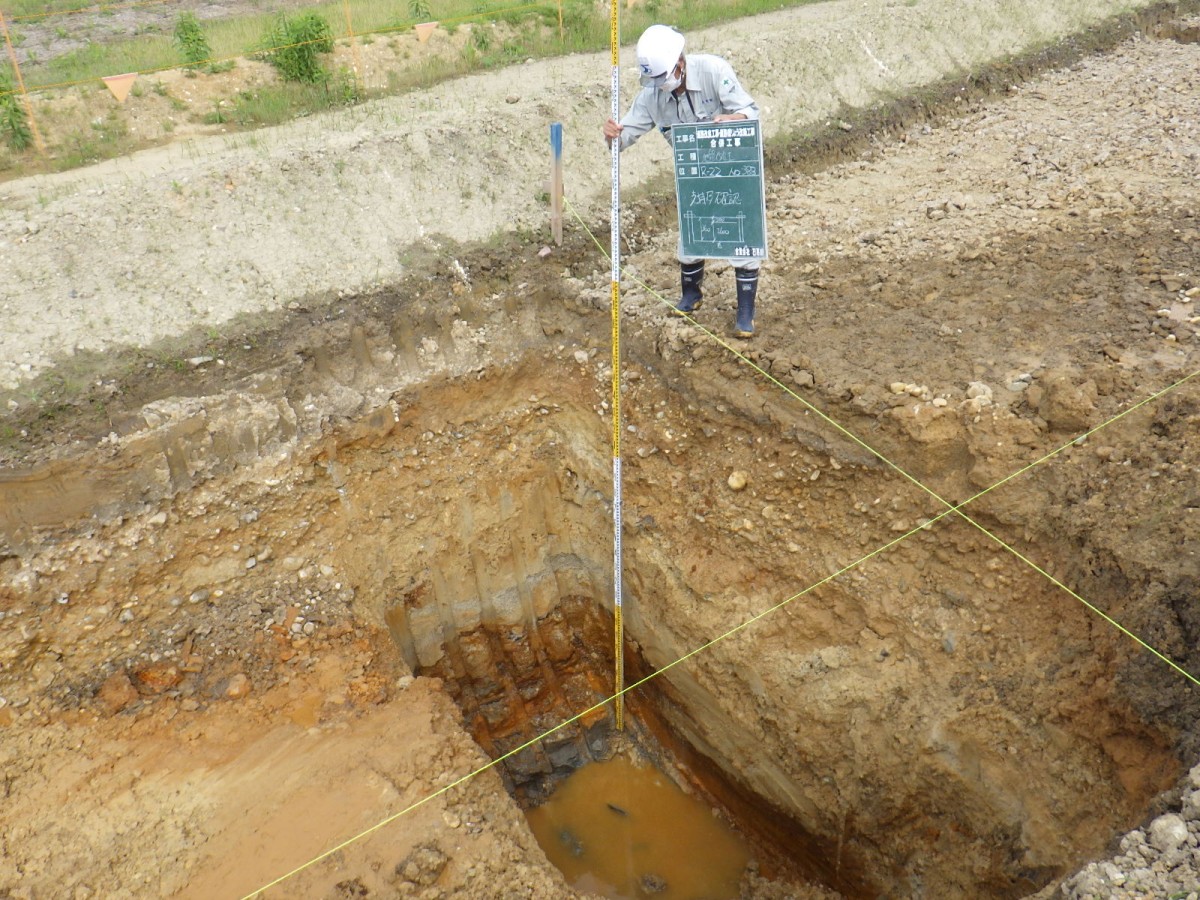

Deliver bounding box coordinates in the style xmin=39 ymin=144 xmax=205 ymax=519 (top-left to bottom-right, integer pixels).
xmin=2 ymin=2 xmax=1200 ymax=899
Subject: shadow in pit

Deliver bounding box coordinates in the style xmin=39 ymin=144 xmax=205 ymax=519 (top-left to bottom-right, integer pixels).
xmin=624 ymin=650 xmax=877 ymax=900
xmin=385 ymin=591 xmax=620 ymax=803
xmin=384 ymin=581 xmax=876 ymax=897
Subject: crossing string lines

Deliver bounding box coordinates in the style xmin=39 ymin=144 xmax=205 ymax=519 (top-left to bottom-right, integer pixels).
xmin=242 ymin=365 xmax=1200 ymax=897
xmin=562 ymin=193 xmax=1200 ymax=687
xmin=243 ymin=222 xmax=1199 ymax=900
xmin=240 ymin=471 xmax=1013 ymax=898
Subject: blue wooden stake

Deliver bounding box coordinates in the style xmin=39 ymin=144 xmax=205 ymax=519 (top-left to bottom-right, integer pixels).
xmin=550 ymin=122 xmax=564 ymax=245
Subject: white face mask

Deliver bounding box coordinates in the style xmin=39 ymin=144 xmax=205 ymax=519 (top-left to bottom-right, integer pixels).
xmin=659 ymin=64 xmax=683 ymax=93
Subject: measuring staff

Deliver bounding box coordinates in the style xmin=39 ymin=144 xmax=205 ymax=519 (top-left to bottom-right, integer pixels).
xmin=602 ymin=24 xmax=762 ymax=337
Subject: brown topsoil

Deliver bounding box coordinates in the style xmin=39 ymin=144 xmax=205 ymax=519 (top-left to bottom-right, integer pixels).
xmin=2 ymin=3 xmax=1200 ymax=899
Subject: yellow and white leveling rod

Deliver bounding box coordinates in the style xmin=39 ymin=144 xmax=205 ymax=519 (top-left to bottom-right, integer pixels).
xmin=609 ymin=0 xmax=625 ymax=733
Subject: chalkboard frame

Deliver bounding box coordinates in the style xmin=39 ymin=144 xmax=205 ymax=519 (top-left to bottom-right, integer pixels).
xmin=671 ymin=119 xmax=768 ymax=262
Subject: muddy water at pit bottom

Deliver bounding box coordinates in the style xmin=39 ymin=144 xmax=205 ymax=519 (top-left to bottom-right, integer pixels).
xmin=526 ymin=755 xmax=750 ymax=900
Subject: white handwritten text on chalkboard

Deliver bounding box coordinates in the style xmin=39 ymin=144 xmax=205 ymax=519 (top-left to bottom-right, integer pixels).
xmin=689 ymin=190 xmax=742 ymax=206
xmin=672 ymin=120 xmax=768 ymax=260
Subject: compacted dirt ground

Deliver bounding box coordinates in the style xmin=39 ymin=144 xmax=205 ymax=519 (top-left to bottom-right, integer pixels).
xmin=2 ymin=1 xmax=1200 ymax=898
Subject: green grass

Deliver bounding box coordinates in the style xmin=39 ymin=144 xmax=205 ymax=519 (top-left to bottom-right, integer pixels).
xmin=0 ymin=69 xmax=34 ymax=150
xmin=31 ymin=34 xmax=176 ymax=88
xmin=55 ymin=108 xmax=129 ymax=169
xmin=202 ymin=70 xmax=360 ymax=127
xmin=2 ymin=0 xmax=820 ymax=174
xmin=174 ymin=12 xmax=213 ymax=70
xmin=5 ymin=0 xmax=95 ymax=18
xmin=19 ymin=0 xmax=820 ymax=90
xmin=256 ymin=12 xmax=335 ymax=83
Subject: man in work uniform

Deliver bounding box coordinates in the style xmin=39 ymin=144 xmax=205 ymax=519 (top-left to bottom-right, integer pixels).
xmin=603 ymin=24 xmax=761 ymax=338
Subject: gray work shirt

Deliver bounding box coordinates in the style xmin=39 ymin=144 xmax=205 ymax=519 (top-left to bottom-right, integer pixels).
xmin=616 ymin=54 xmax=759 ymax=151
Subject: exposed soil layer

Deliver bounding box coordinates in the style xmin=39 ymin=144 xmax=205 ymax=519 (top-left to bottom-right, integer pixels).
xmin=2 ymin=3 xmax=1200 ymax=899
xmin=0 ymin=331 xmax=1193 ymax=897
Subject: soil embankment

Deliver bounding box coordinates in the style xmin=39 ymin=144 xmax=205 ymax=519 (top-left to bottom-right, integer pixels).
xmin=2 ymin=2 xmax=1200 ymax=898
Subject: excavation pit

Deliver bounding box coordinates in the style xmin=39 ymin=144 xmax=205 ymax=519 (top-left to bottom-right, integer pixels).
xmin=0 ymin=308 xmax=1195 ymax=898
xmin=5 ymin=337 xmax=1167 ymax=897
xmin=385 ymin=591 xmax=619 ymax=803
xmin=361 ymin=374 xmax=1180 ymax=897
xmin=4 ymin=15 xmax=1200 ymax=891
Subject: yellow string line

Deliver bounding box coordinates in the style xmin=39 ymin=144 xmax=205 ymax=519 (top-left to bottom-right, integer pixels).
xmin=340 ymin=0 xmax=363 ymax=95
xmin=244 ymin=216 xmax=1199 ymax=897
xmin=7 ymin=33 xmax=345 ymax=96
xmin=562 ymin=192 xmax=1200 ymax=684
xmin=963 ymin=515 xmax=1200 ymax=681
xmin=243 ymin=196 xmax=1200 ymax=897
xmin=0 ymin=2 xmax=550 ymax=98
xmin=352 ymin=1 xmax=548 ymax=35
xmin=435 ymin=1 xmax=547 ymax=28
xmin=241 ymin=502 xmax=960 ymax=899
xmin=333 ymin=3 xmax=547 ymax=41
xmin=0 ymin=9 xmax=45 ymax=153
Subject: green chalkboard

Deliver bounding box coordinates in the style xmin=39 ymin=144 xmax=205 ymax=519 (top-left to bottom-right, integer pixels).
xmin=671 ymin=119 xmax=768 ymax=262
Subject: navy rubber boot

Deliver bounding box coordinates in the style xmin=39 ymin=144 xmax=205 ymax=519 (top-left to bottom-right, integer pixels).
xmin=674 ymin=261 xmax=705 ymax=314
xmin=734 ymin=269 xmax=758 ymax=338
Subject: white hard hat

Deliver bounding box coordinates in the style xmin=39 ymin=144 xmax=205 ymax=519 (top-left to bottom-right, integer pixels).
xmin=636 ymin=25 xmax=685 ymax=87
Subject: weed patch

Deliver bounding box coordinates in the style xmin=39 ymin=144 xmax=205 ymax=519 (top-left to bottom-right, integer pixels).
xmin=207 ymin=69 xmax=360 ymax=127
xmin=0 ymin=71 xmax=33 ymax=151
xmin=257 ymin=12 xmax=335 ymax=84
xmin=173 ymin=12 xmax=213 ymax=71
